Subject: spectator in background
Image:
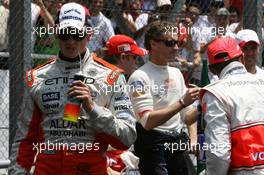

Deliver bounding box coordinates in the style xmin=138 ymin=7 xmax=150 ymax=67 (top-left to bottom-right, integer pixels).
xmin=87 ymin=0 xmax=115 ymax=54
xmin=224 ymin=0 xmax=243 ymax=15
xmin=155 ymin=0 xmax=173 ymax=20
xmin=198 ymin=8 xmax=236 ymax=83
xmin=110 ymin=0 xmax=137 ymax=35
xmin=214 ymin=8 xmax=233 ymax=36
xmin=228 ymin=6 xmax=240 ymax=24
xmin=200 ymin=7 xmax=235 ymax=52
xmin=34 ymin=0 xmax=60 ymax=55
xmin=130 ymin=0 xmax=143 ymax=21
xmin=182 ymin=3 xmax=203 ymax=85
xmin=186 ymin=0 xmax=224 ymax=13
xmin=227 ymin=6 xmax=242 ymax=34
xmin=205 ymin=0 xmax=223 ymax=26
xmin=142 ymin=0 xmax=156 ymax=12
xmin=35 ymin=0 xmax=55 ymax=27
xmin=32 ymin=0 xmax=56 ymax=53
xmin=236 ymin=29 xmax=264 ymax=76
xmin=104 ymin=34 xmax=148 ymax=80
xmin=134 ymin=0 xmax=172 ymax=52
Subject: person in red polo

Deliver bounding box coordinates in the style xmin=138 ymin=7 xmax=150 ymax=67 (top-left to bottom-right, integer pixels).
xmin=200 ymin=37 xmax=264 ymax=175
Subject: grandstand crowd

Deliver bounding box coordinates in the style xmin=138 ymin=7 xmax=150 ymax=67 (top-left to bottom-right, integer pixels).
xmin=1 ymin=0 xmax=263 ymax=84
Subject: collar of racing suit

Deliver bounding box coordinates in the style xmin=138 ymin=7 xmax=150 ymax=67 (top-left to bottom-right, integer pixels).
xmin=57 ymin=48 xmax=91 ymax=71
xmin=219 ymin=61 xmax=247 ymax=79
xmin=59 ymin=51 xmax=87 ymax=62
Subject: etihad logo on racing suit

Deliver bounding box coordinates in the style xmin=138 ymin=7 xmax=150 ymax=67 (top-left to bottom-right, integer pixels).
xmin=42 ymin=92 xmax=60 ymax=102
xmin=45 ymin=77 xmax=95 ymax=85
xmin=45 ymin=77 xmax=74 ymax=85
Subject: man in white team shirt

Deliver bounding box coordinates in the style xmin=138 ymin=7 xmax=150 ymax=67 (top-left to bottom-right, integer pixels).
xmin=128 ymin=20 xmax=199 ymax=175
xmin=236 ymin=29 xmax=264 ymax=76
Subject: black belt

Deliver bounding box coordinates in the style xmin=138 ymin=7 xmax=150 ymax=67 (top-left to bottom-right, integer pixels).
xmin=135 ymin=122 xmax=189 ymax=145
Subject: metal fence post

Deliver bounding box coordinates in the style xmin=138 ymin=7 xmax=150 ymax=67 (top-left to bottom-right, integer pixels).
xmin=243 ymin=0 xmax=263 ymax=66
xmin=9 ymin=0 xmax=32 ymax=155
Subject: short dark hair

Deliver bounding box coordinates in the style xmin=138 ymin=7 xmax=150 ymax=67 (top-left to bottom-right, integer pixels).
xmin=186 ymin=2 xmax=201 ymax=12
xmin=144 ymin=20 xmax=176 ymax=50
xmin=229 ymin=6 xmax=241 ymax=18
xmin=209 ymin=54 xmax=241 ymax=74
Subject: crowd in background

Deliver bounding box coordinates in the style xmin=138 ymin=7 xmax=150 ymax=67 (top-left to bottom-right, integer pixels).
xmin=1 ymin=0 xmax=263 ymax=86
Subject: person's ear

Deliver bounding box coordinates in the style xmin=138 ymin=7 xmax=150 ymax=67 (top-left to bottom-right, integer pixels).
xmin=239 ymin=54 xmax=245 ymax=65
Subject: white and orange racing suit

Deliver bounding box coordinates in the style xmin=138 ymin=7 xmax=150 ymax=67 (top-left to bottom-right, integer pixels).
xmin=9 ymin=49 xmax=137 ymax=175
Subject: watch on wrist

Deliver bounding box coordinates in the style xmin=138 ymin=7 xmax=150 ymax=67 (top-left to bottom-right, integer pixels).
xmin=179 ymin=98 xmax=186 ymax=108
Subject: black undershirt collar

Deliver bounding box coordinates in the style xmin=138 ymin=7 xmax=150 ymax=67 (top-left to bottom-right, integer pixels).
xmin=59 ymin=51 xmax=86 ymax=62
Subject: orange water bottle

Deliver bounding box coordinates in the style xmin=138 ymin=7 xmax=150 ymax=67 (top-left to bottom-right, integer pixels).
xmin=63 ymin=73 xmax=85 ymax=122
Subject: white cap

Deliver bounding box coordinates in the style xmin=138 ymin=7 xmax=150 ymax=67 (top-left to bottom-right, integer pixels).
xmin=157 ymin=0 xmax=171 ymax=7
xmin=58 ymin=2 xmax=87 ymax=31
xmin=236 ymin=29 xmax=260 ymax=48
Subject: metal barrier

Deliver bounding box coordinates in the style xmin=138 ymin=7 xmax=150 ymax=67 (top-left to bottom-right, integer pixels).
xmin=0 ymin=160 xmax=10 ymax=169
xmin=0 ymin=52 xmax=56 ymax=59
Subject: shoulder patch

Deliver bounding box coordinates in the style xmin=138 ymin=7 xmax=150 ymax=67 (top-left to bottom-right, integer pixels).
xmin=26 ymin=70 xmax=34 ymax=88
xmin=92 ymin=54 xmax=124 ymax=85
xmin=26 ymin=58 xmax=56 ymax=87
xmin=107 ymin=69 xmax=123 ymax=86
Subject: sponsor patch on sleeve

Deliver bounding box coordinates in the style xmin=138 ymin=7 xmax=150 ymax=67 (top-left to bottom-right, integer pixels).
xmin=130 ymin=81 xmax=146 ymax=97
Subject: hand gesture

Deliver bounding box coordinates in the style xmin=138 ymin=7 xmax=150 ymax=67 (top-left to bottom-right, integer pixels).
xmin=182 ymin=87 xmax=200 ymax=107
xmin=68 ymin=81 xmax=94 ymax=112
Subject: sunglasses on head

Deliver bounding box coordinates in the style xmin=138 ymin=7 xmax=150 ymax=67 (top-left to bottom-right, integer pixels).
xmin=154 ymin=39 xmax=178 ymax=47
xmin=57 ymin=28 xmax=86 ymax=41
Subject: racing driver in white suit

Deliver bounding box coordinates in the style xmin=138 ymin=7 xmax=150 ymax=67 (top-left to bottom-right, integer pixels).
xmin=200 ymin=37 xmax=264 ymax=175
xmin=9 ymin=3 xmax=136 ymax=175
